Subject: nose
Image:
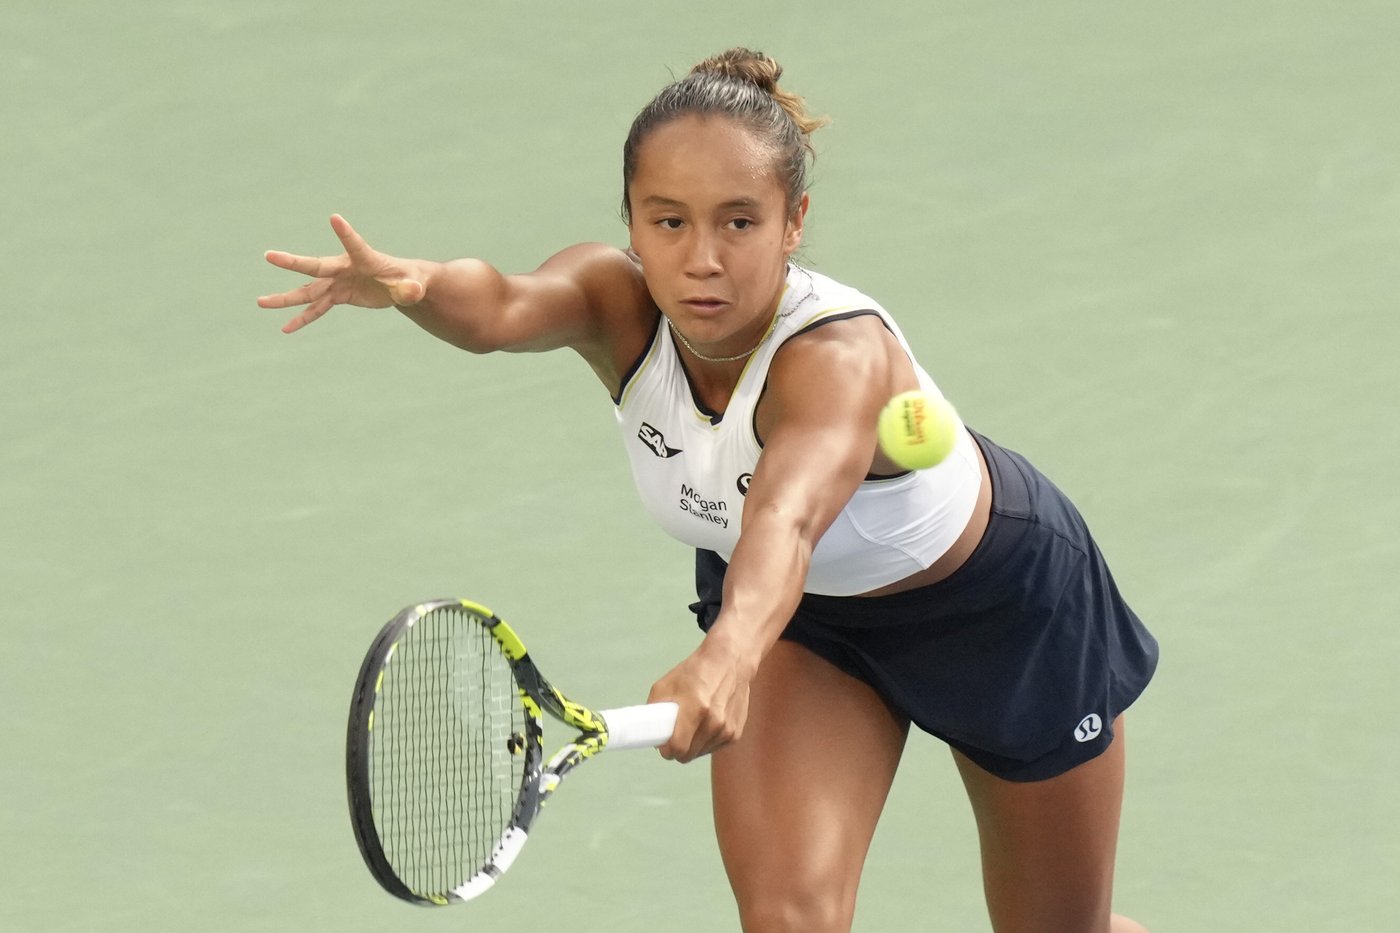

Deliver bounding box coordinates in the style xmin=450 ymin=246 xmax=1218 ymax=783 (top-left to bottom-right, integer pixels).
xmin=683 ymin=228 xmax=722 ymax=278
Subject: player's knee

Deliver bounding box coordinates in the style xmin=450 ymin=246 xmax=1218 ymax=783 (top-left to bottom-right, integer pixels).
xmin=737 ymin=889 xmax=853 ymax=933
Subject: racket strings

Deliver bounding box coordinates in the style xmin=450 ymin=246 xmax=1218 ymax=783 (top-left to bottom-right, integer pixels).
xmin=370 ymin=606 xmax=525 ymax=895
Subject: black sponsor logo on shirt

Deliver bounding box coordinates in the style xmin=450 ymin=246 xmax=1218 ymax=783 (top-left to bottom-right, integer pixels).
xmin=638 ymin=422 xmax=682 ymax=459
xmin=680 ymin=484 xmax=728 ymax=529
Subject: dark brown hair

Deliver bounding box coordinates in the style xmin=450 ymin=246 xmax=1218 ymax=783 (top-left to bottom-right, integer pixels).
xmin=621 ymin=48 xmax=828 ymax=222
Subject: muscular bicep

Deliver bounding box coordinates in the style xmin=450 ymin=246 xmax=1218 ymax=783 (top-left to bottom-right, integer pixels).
xmin=702 ymin=317 xmax=912 ymax=665
xmin=426 ymin=242 xmax=653 ymax=395
xmin=743 ymin=317 xmax=905 ymax=548
xmin=462 ymin=243 xmax=646 ymax=354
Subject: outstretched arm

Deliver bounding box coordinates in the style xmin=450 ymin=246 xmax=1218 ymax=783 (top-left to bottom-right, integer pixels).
xmin=648 ymin=315 xmax=909 ymax=762
xmin=258 ymin=215 xmax=647 ymax=362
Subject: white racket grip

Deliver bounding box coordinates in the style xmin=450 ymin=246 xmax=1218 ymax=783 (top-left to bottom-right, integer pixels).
xmin=600 ymin=702 xmax=679 ymax=750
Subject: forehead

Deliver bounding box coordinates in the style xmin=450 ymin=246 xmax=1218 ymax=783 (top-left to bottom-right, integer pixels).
xmin=630 ymin=115 xmax=783 ymax=204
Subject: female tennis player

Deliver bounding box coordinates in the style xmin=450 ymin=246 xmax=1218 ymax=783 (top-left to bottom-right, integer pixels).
xmin=259 ymin=48 xmax=1157 ymax=933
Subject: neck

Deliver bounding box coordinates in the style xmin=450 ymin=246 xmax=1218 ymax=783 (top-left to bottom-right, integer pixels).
xmin=667 ymin=317 xmax=767 ymax=364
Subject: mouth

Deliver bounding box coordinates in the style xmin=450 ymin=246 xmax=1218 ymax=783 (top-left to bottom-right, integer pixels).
xmin=680 ymin=297 xmax=729 ymax=315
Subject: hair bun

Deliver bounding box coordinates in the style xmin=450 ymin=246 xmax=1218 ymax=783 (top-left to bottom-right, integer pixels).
xmin=688 ymin=47 xmax=827 ymax=137
xmin=690 ymin=47 xmax=782 ymax=95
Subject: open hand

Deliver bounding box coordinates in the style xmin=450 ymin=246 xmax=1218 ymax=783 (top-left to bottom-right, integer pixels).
xmin=258 ymin=215 xmax=427 ymax=333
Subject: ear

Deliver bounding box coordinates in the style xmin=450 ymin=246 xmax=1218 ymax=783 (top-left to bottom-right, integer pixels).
xmin=783 ymin=193 xmax=809 ymax=257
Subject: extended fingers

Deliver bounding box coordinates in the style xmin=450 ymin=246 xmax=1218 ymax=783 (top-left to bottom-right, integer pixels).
xmin=280 ymin=292 xmax=336 ymax=334
xmin=260 ymin=217 xmax=377 ymax=333
xmin=257 ymin=278 xmax=329 ymax=310
xmin=329 ymin=214 xmax=378 ymax=264
xmin=263 ymin=214 xmax=372 ymax=281
xmin=263 ymin=248 xmax=346 ymax=279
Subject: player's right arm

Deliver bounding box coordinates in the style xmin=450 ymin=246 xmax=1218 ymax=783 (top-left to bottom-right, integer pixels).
xmin=259 ymin=215 xmax=648 ymax=379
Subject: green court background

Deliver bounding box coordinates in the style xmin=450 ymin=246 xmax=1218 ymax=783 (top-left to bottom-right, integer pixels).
xmin=2 ymin=1 xmax=1396 ymax=930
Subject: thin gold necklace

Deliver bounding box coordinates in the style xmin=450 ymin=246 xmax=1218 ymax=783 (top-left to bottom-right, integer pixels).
xmin=667 ymin=315 xmax=774 ymax=364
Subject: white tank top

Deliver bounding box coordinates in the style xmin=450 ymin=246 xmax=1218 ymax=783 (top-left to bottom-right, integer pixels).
xmin=613 ymin=264 xmax=980 ymax=597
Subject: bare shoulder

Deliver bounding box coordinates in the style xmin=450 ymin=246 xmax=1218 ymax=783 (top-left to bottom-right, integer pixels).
xmin=767 ymin=313 xmax=908 ymax=400
xmin=535 ymin=242 xmax=658 ymax=393
xmin=537 ymin=242 xmax=651 ymax=311
xmin=757 ymin=313 xmax=916 ymax=443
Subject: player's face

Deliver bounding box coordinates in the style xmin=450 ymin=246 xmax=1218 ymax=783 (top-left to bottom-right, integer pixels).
xmin=627 ymin=115 xmax=807 ymax=358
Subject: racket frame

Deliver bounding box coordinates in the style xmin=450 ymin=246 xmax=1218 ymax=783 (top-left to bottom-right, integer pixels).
xmin=345 ymin=598 xmax=663 ymax=906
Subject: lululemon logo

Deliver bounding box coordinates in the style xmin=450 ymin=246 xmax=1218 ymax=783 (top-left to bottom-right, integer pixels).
xmin=736 ymin=473 xmax=752 ymax=496
xmin=1074 ymin=714 xmax=1103 ymax=743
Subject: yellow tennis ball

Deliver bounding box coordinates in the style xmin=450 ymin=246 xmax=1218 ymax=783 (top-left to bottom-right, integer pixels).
xmin=877 ymin=390 xmax=959 ymax=470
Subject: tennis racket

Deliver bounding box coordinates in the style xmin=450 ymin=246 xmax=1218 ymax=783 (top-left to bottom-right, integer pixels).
xmin=345 ymin=598 xmax=678 ymax=906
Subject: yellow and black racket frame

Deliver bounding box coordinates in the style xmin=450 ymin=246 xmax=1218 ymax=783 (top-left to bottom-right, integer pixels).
xmin=345 ymin=599 xmax=610 ymax=906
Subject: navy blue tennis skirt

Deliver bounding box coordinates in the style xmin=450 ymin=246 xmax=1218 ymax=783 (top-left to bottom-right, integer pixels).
xmin=691 ymin=430 xmax=1159 ymax=782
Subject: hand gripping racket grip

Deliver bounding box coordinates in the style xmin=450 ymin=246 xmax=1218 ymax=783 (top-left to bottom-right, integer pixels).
xmin=599 ymin=702 xmax=679 ymax=750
